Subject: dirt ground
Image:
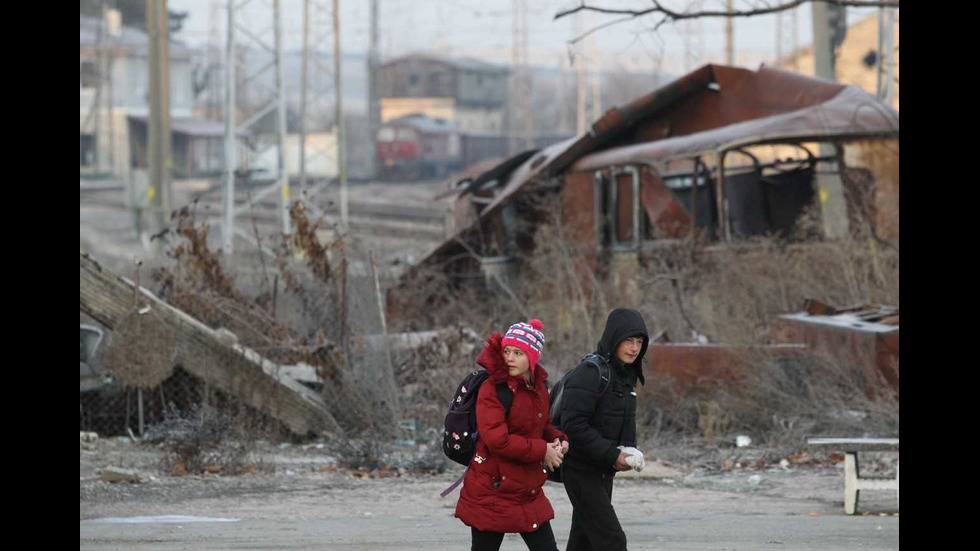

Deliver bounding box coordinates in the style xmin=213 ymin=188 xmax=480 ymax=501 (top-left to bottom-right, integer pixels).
xmin=80 ymin=437 xmax=899 ymax=550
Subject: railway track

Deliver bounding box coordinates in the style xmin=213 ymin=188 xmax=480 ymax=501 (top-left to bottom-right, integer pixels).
xmin=80 ymin=186 xmax=450 ymax=242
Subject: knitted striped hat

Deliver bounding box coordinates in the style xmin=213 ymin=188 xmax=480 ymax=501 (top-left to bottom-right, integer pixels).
xmin=501 ymin=319 xmax=546 ymax=372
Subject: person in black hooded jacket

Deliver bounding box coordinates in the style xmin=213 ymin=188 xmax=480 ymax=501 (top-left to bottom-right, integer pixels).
xmin=558 ymin=308 xmax=649 ymax=551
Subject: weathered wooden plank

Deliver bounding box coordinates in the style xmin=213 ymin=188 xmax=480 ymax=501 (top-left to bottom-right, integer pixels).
xmin=79 ymin=252 xmax=343 ymax=438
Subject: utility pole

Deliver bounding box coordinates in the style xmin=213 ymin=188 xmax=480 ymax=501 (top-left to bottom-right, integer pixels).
xmin=94 ymin=6 xmax=106 ymax=176
xmin=104 ymin=5 xmax=118 ymax=176
xmin=509 ymin=0 xmax=519 ymax=155
xmin=559 ymin=55 xmax=567 ymax=135
xmin=811 ymin=1 xmax=834 ymax=81
xmin=725 ymin=0 xmax=734 ymax=66
xmin=875 ymin=7 xmax=884 ymax=99
xmin=574 ymin=14 xmax=587 ymax=135
xmin=810 ymin=1 xmax=847 ymax=238
xmin=521 ymin=0 xmax=532 ymax=150
xmin=334 ymin=0 xmax=348 ymax=232
xmin=147 ymin=0 xmax=172 ymax=234
xmin=590 ymin=38 xmax=601 ymax=122
xmin=367 ymin=0 xmax=380 ymax=179
xmin=274 ymin=0 xmax=290 ymax=236
xmin=791 ymin=6 xmax=799 ymax=71
xmin=299 ymin=0 xmax=311 ymax=193
xmin=776 ymin=10 xmax=783 ymax=63
xmin=207 ymin=0 xmax=222 ymax=120
xmin=222 ymin=0 xmax=237 ymax=253
xmin=882 ymin=8 xmax=896 ymax=107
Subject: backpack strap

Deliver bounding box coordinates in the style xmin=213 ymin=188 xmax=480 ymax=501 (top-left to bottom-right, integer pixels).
xmin=582 ymin=353 xmax=612 ymax=395
xmin=495 ymin=382 xmax=513 ymax=418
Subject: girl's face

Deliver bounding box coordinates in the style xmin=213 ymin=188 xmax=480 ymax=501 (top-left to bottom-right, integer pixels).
xmin=503 ymin=346 xmax=530 ymax=378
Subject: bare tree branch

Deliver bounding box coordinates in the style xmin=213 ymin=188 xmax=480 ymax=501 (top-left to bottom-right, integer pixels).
xmin=557 ymin=0 xmax=900 ymax=45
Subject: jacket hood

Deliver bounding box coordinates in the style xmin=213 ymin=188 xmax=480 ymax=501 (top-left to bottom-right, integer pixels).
xmin=596 ymin=308 xmax=649 ymax=384
xmin=477 ymin=332 xmax=550 ymax=386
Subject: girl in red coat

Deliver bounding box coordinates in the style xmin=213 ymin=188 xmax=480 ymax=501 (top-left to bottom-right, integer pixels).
xmin=455 ymin=319 xmax=569 ymax=551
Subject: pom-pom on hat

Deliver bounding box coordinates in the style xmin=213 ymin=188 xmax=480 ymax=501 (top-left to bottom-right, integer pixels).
xmin=501 ymin=319 xmax=546 ymax=372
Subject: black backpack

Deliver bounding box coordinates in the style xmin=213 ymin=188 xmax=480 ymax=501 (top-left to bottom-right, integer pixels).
xmin=549 ymin=353 xmax=612 ymax=430
xmin=443 ymin=369 xmax=513 ymax=466
xmin=545 ymin=354 xmax=612 ymax=484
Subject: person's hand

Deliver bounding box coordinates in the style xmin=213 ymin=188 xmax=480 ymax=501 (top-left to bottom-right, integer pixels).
xmin=544 ymin=443 xmax=563 ymax=471
xmin=613 ymin=452 xmax=632 ymax=471
xmin=551 ymin=439 xmax=567 ymax=457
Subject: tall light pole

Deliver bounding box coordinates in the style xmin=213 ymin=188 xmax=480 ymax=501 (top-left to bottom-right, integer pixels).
xmin=147 ymin=0 xmax=172 ymax=236
xmin=334 ymin=0 xmax=348 ymax=231
xmin=222 ymin=0 xmax=237 ymax=253
xmin=725 ymin=0 xmax=734 ymax=65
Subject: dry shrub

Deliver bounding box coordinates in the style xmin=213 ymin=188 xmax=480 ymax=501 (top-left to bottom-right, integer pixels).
xmin=637 ymin=347 xmax=898 ymax=458
xmin=636 ymin=234 xmax=899 ymax=345
xmin=393 ymin=328 xmax=483 ymax=430
xmin=151 ymin=204 xmax=387 ymax=439
xmin=146 ymin=402 xmax=277 ymax=475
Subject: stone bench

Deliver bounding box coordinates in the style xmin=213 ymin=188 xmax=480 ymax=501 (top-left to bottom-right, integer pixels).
xmin=807 ymin=437 xmax=899 ymax=515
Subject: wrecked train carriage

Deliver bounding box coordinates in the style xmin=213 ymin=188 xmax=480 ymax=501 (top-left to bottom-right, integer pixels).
xmin=390 ymin=65 xmax=899 ymax=321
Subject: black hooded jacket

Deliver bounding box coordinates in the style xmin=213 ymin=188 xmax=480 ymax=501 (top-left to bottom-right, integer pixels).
xmin=558 ymin=308 xmax=649 ymax=473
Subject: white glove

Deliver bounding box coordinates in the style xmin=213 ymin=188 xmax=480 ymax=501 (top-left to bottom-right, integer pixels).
xmin=617 ymin=446 xmax=645 ymax=472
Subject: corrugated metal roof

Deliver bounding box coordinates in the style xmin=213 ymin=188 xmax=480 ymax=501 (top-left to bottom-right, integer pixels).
xmin=570 ymin=86 xmax=899 ymax=172
xmin=474 ymin=64 xmax=898 ymax=218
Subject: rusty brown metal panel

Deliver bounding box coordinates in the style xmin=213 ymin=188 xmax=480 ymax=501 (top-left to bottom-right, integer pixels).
xmin=803 ymin=298 xmax=837 ymax=316
xmin=643 ymin=343 xmax=809 ymax=394
xmin=770 ymin=316 xmax=899 ymax=393
xmin=875 ymin=331 xmax=900 ymax=389
xmin=639 ymin=166 xmax=691 ymax=238
xmin=645 ymin=345 xmax=742 ymax=391
xmin=560 ymin=171 xmax=599 ymax=273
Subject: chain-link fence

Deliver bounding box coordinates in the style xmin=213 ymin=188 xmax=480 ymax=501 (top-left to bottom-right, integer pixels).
xmin=79 ymin=224 xmax=401 ymax=441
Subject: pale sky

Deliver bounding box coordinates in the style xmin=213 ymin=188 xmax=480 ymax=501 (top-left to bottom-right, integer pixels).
xmin=168 ymin=0 xmax=883 ymax=75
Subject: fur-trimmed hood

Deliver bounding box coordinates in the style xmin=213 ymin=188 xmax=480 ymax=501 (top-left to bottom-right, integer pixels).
xmin=477 ymin=332 xmax=550 ymax=386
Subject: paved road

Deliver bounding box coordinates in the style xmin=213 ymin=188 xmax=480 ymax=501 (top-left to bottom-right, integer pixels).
xmin=80 ymin=473 xmax=899 ymax=550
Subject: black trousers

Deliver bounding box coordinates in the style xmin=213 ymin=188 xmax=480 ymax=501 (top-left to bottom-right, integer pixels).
xmin=562 ymin=466 xmax=627 ymax=551
xmin=471 ymin=521 xmax=558 ymax=551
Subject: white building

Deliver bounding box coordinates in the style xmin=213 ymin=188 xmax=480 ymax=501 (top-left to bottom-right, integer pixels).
xmin=80 ymin=14 xmax=220 ymax=177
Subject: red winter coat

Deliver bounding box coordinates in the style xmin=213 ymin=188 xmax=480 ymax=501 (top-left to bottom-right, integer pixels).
xmin=454 ymin=332 xmax=567 ymax=534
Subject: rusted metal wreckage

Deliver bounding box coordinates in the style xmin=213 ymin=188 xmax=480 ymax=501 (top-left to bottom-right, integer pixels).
xmin=387 ymin=65 xmax=898 ymax=397
xmin=770 ymin=299 xmax=899 ymax=392
xmin=393 ymin=64 xmax=898 ymax=303
xmin=639 ymin=299 xmax=899 ymax=399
